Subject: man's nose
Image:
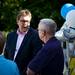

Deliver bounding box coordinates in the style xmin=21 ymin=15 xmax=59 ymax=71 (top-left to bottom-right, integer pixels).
xmin=22 ymin=21 xmax=27 ymax=25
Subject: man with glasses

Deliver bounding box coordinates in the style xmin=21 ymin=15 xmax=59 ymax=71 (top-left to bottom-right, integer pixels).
xmin=26 ymin=19 xmax=64 ymax=75
xmin=4 ymin=9 xmax=42 ymax=75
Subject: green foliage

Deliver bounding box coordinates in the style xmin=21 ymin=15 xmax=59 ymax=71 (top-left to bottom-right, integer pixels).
xmin=2 ymin=31 xmax=9 ymax=39
xmin=0 ymin=0 xmax=75 ymax=31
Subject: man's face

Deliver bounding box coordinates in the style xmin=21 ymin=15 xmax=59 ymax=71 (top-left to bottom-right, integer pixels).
xmin=38 ymin=24 xmax=45 ymax=42
xmin=17 ymin=15 xmax=31 ymax=32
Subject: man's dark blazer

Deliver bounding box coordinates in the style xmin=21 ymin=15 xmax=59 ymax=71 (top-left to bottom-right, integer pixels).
xmin=4 ymin=27 xmax=42 ymax=75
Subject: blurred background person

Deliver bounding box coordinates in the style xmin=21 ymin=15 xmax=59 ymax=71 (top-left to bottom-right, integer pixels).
xmin=0 ymin=31 xmax=20 ymax=75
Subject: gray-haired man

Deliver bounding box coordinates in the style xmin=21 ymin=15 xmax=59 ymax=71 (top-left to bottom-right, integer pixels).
xmin=26 ymin=19 xmax=64 ymax=75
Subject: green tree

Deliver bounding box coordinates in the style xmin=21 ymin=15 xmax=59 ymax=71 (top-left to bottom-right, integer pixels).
xmin=0 ymin=0 xmax=75 ymax=31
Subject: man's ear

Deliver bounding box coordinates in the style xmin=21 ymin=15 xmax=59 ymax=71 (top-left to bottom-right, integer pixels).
xmin=17 ymin=20 xmax=19 ymax=26
xmin=43 ymin=30 xmax=47 ymax=36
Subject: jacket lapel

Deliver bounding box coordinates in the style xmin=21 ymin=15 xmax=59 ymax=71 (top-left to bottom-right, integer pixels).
xmin=15 ymin=28 xmax=32 ymax=60
xmin=11 ymin=31 xmax=18 ymax=59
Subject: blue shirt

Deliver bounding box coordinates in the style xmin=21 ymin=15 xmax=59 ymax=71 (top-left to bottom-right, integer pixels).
xmin=0 ymin=55 xmax=20 ymax=75
xmin=28 ymin=37 xmax=64 ymax=75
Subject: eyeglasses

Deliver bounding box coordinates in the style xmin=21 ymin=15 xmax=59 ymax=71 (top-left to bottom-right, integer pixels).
xmin=20 ymin=20 xmax=29 ymax=22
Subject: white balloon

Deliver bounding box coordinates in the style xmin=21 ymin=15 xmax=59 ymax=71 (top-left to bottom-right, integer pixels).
xmin=66 ymin=10 xmax=75 ymax=28
xmin=55 ymin=19 xmax=75 ymax=40
xmin=55 ymin=22 xmax=67 ymax=41
xmin=64 ymin=10 xmax=75 ymax=39
xmin=55 ymin=9 xmax=75 ymax=40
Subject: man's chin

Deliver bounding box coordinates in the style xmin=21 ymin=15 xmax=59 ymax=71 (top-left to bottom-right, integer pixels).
xmin=23 ymin=29 xmax=28 ymax=32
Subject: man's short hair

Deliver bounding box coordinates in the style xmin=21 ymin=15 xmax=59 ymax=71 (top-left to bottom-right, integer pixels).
xmin=17 ymin=9 xmax=32 ymax=21
xmin=39 ymin=19 xmax=57 ymax=35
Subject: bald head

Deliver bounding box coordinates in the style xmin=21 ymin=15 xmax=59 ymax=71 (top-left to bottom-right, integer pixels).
xmin=38 ymin=19 xmax=57 ymax=35
xmin=0 ymin=32 xmax=5 ymax=54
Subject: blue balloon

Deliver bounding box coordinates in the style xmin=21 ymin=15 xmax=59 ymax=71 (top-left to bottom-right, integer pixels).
xmin=60 ymin=3 xmax=75 ymax=19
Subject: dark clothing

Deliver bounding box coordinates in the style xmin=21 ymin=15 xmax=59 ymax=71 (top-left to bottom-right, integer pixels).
xmin=28 ymin=37 xmax=64 ymax=75
xmin=4 ymin=27 xmax=42 ymax=75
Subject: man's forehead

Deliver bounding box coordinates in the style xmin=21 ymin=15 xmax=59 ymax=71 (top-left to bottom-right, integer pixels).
xmin=20 ymin=16 xmax=31 ymax=21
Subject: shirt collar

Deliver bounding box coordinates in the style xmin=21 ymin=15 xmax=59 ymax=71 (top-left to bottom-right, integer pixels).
xmin=17 ymin=29 xmax=28 ymax=35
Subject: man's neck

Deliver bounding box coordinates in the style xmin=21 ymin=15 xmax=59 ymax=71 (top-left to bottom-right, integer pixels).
xmin=44 ymin=35 xmax=54 ymax=43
